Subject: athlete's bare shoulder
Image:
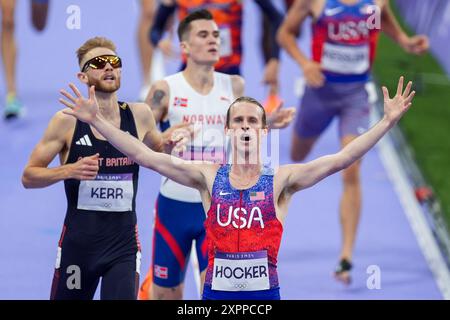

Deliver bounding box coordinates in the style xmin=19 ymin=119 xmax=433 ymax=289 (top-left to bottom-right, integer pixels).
xmin=127 ymin=102 xmax=151 ymax=116
xmin=281 ymin=0 xmax=320 ymax=32
xmin=230 ymin=75 xmax=245 ymax=98
xmin=375 ymin=0 xmax=388 ymax=9
xmin=52 ymin=109 xmax=77 ymax=133
xmin=145 ymin=80 xmax=170 ymax=122
xmin=273 ymin=165 xmax=294 ymax=194
xmin=151 ymin=79 xmax=170 ymax=92
xmin=127 ymin=102 xmax=153 ymax=124
xmin=126 ymin=102 xmax=162 ymax=148
xmin=293 ymin=0 xmax=316 ymax=13
xmin=199 ymin=163 xmax=222 ymax=193
xmin=310 ymin=0 xmax=326 ymax=20
xmin=41 ymin=109 xmax=77 ymax=154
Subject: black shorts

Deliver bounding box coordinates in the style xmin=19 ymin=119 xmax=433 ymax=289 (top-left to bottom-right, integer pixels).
xmin=50 ymin=224 xmax=141 ymax=300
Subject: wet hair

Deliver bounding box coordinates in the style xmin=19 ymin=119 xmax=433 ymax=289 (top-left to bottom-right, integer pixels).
xmin=177 ymin=9 xmax=214 ymax=41
xmin=226 ymin=96 xmax=267 ymax=127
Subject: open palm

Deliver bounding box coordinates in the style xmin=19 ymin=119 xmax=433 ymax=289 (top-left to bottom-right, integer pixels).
xmin=59 ymin=84 xmax=99 ymax=124
xmin=267 ymin=102 xmax=296 ymax=129
xmin=382 ymin=76 xmax=415 ymax=124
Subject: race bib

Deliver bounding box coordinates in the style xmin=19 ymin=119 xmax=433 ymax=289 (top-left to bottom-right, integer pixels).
xmin=77 ymin=173 xmax=133 ymax=212
xmin=219 ymin=26 xmax=232 ymax=57
xmin=212 ymin=250 xmax=270 ymax=291
xmin=321 ymin=42 xmax=369 ymax=74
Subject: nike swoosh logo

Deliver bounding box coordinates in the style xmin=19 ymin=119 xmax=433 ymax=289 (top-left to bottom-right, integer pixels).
xmin=219 ymin=191 xmax=231 ymax=196
xmin=324 ymin=7 xmax=344 ymax=16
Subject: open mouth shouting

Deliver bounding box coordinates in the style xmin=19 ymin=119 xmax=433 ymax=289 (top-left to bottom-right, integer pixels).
xmin=240 ymin=133 xmax=251 ymax=142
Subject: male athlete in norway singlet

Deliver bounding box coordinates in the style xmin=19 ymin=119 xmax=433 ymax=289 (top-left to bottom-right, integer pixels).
xmin=140 ymin=10 xmax=294 ymax=299
xmin=151 ymin=70 xmax=234 ymax=292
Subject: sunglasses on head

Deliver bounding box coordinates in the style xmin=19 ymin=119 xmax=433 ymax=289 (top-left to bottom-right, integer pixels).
xmin=81 ymin=55 xmax=122 ymax=72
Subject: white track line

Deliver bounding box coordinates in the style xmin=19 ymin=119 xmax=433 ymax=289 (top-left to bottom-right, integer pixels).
xmin=372 ymin=110 xmax=450 ymax=300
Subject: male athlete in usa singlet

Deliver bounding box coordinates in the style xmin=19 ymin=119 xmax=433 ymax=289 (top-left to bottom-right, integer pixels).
xmin=278 ymin=0 xmax=428 ymax=283
xmin=203 ymin=165 xmax=283 ymax=300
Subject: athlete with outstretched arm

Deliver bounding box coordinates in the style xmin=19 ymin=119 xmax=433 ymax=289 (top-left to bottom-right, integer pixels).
xmin=59 ymin=76 xmax=414 ymax=300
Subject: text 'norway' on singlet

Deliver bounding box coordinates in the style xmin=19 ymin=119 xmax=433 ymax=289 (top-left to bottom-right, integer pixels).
xmin=160 ymin=72 xmax=234 ymax=203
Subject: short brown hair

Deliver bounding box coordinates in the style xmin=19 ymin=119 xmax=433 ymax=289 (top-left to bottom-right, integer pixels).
xmin=226 ymin=96 xmax=267 ymax=127
xmin=177 ymin=9 xmax=213 ymax=41
xmin=76 ymin=37 xmax=116 ymax=66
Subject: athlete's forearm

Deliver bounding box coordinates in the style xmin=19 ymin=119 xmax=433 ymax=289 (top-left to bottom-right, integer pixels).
xmin=277 ymin=24 xmax=310 ymax=69
xmin=255 ymin=0 xmax=283 ymax=59
xmin=339 ymin=116 xmax=393 ymax=168
xmin=149 ymin=3 xmax=176 ymax=46
xmin=381 ymin=3 xmax=409 ymax=46
xmin=91 ymin=114 xmax=158 ymax=169
xmin=90 ymin=114 xmax=201 ymax=189
xmin=22 ymin=165 xmax=70 ymax=188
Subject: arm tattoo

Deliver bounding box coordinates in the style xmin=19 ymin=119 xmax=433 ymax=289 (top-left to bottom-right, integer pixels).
xmin=152 ymin=90 xmax=166 ymax=108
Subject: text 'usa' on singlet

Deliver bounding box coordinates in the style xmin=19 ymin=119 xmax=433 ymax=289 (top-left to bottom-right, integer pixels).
xmin=311 ymin=0 xmax=380 ymax=82
xmin=204 ymin=165 xmax=283 ymax=292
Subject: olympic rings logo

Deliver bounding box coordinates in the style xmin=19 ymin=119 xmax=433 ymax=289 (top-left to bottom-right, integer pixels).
xmin=234 ymin=283 xmax=247 ymax=289
xmin=103 ymin=203 xmax=112 ymax=208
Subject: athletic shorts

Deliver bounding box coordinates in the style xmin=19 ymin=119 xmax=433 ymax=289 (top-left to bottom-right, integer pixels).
xmin=152 ymin=193 xmax=208 ymax=287
xmin=50 ymin=225 xmax=141 ymax=300
xmin=294 ymin=81 xmax=371 ymax=138
xmin=202 ymin=286 xmax=281 ymax=300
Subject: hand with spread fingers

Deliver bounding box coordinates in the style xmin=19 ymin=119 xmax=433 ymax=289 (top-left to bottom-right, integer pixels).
xmin=267 ymin=102 xmax=296 ymax=129
xmin=59 ymin=84 xmax=99 ymax=124
xmin=162 ymin=122 xmax=195 ymax=154
xmin=382 ymin=76 xmax=415 ymax=125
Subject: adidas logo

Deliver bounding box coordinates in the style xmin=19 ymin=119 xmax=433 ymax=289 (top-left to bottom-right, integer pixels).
xmin=75 ymin=134 xmax=92 ymax=147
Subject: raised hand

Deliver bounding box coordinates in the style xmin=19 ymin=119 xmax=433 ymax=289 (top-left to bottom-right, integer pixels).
xmin=401 ymin=35 xmax=429 ymax=55
xmin=161 ymin=122 xmax=195 ymax=154
xmin=158 ymin=38 xmax=177 ymax=59
xmin=59 ymin=84 xmax=99 ymax=124
xmin=382 ymin=76 xmax=415 ymax=125
xmin=267 ymin=102 xmax=296 ymax=129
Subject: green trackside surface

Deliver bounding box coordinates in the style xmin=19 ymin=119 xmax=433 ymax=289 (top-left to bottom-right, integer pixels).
xmin=372 ymin=3 xmax=450 ymax=226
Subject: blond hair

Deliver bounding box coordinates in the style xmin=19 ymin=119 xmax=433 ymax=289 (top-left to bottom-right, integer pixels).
xmin=76 ymin=37 xmax=116 ymax=65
